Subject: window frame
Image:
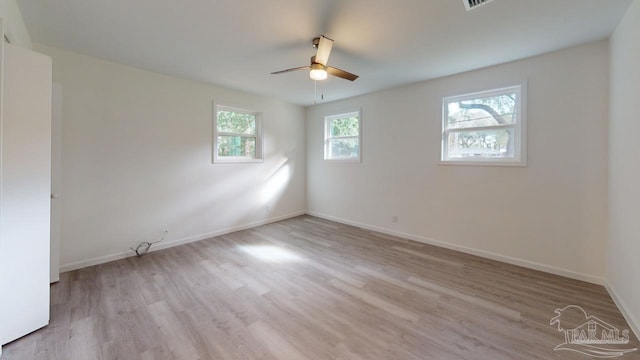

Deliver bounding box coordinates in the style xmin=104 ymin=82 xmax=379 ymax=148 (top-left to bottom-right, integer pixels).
xmin=324 ymin=109 xmax=362 ymax=163
xmin=441 ymin=83 xmax=527 ymax=166
xmin=213 ymin=103 xmax=264 ymax=163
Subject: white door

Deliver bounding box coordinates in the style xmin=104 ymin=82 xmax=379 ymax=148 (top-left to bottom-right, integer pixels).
xmin=50 ymin=83 xmax=62 ymax=283
xmin=0 ymin=43 xmax=52 ymax=345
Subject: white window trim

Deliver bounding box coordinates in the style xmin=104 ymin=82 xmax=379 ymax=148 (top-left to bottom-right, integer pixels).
xmin=213 ymin=103 xmax=264 ymax=163
xmin=440 ymin=83 xmax=527 ymax=167
xmin=324 ymin=109 xmax=362 ymax=163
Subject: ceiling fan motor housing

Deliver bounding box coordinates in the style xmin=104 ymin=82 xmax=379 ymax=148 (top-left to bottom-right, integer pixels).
xmin=310 ymin=63 xmax=326 ymax=71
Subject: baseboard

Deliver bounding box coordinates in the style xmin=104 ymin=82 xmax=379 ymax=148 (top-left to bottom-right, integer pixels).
xmin=60 ymin=209 xmax=607 ymax=286
xmin=59 ymin=211 xmax=306 ymax=273
xmin=605 ymin=282 xmax=640 ymax=341
xmin=306 ymin=211 xmax=605 ymax=285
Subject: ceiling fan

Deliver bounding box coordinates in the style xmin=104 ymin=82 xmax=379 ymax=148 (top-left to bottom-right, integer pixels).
xmin=271 ymin=35 xmax=359 ymax=82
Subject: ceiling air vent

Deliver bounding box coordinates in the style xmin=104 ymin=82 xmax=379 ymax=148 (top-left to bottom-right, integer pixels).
xmin=464 ymin=0 xmax=495 ymax=11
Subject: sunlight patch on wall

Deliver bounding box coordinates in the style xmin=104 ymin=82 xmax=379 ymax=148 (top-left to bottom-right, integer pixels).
xmin=260 ymin=161 xmax=291 ymax=205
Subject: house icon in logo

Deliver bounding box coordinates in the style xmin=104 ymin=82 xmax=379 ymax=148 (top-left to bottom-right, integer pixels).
xmin=550 ymin=305 xmax=637 ymax=358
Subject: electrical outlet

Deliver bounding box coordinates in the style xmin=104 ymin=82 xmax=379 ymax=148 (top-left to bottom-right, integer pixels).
xmin=392 ymin=216 xmax=398 ymax=223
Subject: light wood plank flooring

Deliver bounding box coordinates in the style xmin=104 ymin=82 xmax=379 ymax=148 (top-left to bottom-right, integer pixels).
xmin=3 ymin=215 xmax=639 ymax=359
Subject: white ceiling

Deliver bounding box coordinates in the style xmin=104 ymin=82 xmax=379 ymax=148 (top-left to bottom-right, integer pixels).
xmin=19 ymin=0 xmax=632 ymax=106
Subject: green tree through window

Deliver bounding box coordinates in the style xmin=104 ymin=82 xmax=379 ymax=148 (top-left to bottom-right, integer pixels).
xmin=442 ymin=85 xmax=525 ymax=165
xmin=214 ymin=105 xmax=262 ymax=162
xmin=325 ymin=111 xmax=361 ymax=161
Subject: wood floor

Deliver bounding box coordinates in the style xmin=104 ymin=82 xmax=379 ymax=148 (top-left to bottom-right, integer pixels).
xmin=3 ymin=215 xmax=639 ymax=359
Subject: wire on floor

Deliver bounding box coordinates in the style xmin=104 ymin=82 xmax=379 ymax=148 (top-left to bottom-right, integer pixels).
xmin=130 ymin=230 xmax=168 ymax=257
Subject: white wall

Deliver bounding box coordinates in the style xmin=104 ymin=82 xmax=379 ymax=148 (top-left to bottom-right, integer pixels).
xmin=0 ymin=0 xmax=32 ymax=48
xmin=35 ymin=44 xmax=306 ymax=271
xmin=307 ymin=41 xmax=609 ymax=283
xmin=608 ymin=0 xmax=640 ymax=337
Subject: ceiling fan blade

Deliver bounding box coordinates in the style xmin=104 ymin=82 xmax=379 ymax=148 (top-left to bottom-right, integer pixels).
xmin=314 ymin=35 xmax=334 ymax=66
xmin=270 ymin=66 xmax=310 ymax=75
xmin=326 ymin=66 xmax=359 ymax=81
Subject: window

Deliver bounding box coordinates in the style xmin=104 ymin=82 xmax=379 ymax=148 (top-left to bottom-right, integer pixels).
xmin=442 ymin=84 xmax=526 ymax=165
xmin=213 ymin=104 xmax=263 ymax=163
xmin=324 ymin=110 xmax=361 ymax=161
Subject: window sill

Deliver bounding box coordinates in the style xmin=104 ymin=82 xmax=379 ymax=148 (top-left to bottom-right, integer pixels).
xmin=213 ymin=158 xmax=264 ymax=164
xmin=324 ymin=158 xmax=361 ymax=163
xmin=438 ymin=160 xmax=527 ymax=167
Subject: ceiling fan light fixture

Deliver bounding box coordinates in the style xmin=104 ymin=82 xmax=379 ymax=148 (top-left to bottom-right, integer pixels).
xmin=309 ymin=63 xmax=328 ymax=81
xmin=271 ymin=35 xmax=358 ymax=82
